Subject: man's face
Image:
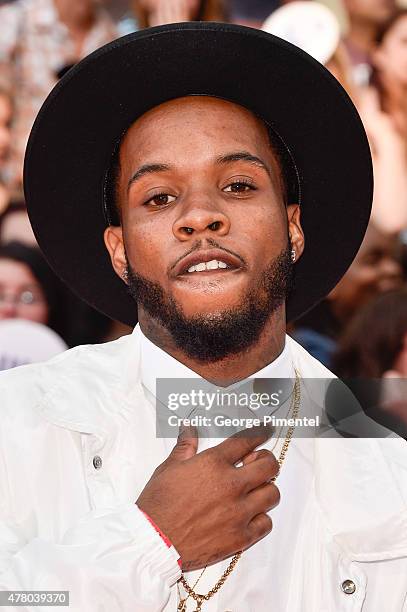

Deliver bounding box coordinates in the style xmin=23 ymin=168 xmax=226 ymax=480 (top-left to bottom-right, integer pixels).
xmin=105 ymin=97 xmax=303 ymax=357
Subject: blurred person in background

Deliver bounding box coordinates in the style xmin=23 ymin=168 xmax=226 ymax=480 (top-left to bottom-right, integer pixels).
xmin=132 ymin=0 xmax=227 ymax=28
xmin=359 ymin=86 xmax=407 ymax=233
xmin=103 ymin=0 xmax=138 ymax=35
xmin=342 ymin=0 xmax=397 ymax=86
xmin=292 ymin=222 xmax=404 ymax=366
xmin=0 ymin=87 xmax=12 ymax=173
xmin=262 ymin=1 xmax=356 ymax=97
xmin=0 ymin=240 xmax=68 ymax=335
xmin=0 ymin=203 xmax=132 ymax=344
xmin=370 ymin=8 xmax=407 ymax=141
xmin=262 ymin=1 xmax=407 ymax=234
xmin=334 ymin=288 xmax=407 ymax=378
xmin=355 ymin=9 xmax=407 ymax=234
xmin=230 ymin=0 xmax=280 ymax=28
xmin=0 ymin=200 xmax=37 ymax=245
xmin=0 ymin=0 xmax=117 ymax=191
xmin=0 ymin=240 xmax=130 ymax=347
xmin=0 ymin=87 xmax=12 ymax=215
xmin=333 ymin=288 xmax=407 ymax=435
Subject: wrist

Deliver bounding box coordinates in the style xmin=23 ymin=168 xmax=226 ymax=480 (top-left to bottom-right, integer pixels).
xmin=138 ymin=507 xmax=182 ymax=568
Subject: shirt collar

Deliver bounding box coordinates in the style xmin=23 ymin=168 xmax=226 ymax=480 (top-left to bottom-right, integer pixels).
xmin=139 ymin=324 xmax=295 ymax=399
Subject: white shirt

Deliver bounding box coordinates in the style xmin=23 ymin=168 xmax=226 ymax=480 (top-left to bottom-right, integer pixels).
xmin=0 ymin=325 xmax=406 ymax=611
xmin=140 ymin=328 xmax=315 ymax=611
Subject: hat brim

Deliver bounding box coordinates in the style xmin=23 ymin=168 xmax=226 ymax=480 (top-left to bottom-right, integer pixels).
xmin=24 ymin=22 xmax=372 ymax=326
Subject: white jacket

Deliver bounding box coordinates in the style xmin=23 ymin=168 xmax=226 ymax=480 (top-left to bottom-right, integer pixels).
xmin=0 ymin=328 xmax=406 ymax=611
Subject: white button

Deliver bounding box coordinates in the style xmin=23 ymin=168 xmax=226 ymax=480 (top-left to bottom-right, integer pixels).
xmin=341 ymin=579 xmax=356 ymax=594
xmin=93 ymin=455 xmax=102 ymax=470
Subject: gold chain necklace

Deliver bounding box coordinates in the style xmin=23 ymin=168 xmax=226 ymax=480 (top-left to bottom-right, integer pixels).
xmin=177 ymin=370 xmax=301 ymax=612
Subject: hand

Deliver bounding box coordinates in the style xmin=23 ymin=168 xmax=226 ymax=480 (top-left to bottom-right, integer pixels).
xmin=137 ymin=426 xmax=279 ymax=570
xmin=358 ymin=87 xmax=404 ymax=155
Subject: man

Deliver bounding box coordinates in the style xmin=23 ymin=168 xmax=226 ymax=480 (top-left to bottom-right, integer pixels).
xmin=0 ymin=0 xmax=117 ymax=189
xmin=1 ymin=22 xmax=406 ymax=611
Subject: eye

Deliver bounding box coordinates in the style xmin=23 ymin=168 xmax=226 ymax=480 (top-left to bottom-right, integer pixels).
xmin=223 ymin=179 xmax=256 ymax=194
xmin=144 ymin=192 xmax=176 ymax=207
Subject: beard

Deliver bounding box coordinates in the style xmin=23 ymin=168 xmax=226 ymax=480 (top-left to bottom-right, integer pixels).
xmin=125 ymin=246 xmax=294 ymax=363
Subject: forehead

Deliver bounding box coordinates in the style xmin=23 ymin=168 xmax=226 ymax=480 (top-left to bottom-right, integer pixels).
xmin=0 ymin=258 xmax=34 ymax=283
xmin=119 ymin=96 xmax=272 ymax=163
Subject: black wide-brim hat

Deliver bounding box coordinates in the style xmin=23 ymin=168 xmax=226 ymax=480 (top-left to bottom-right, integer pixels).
xmin=24 ymin=22 xmax=372 ymax=326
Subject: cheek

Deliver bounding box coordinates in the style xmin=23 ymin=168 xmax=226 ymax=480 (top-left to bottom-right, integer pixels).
xmin=238 ymin=204 xmax=287 ymax=253
xmin=124 ymin=218 xmax=171 ymax=280
xmin=18 ymin=303 xmax=49 ymax=324
xmin=382 ymin=41 xmax=407 ymax=73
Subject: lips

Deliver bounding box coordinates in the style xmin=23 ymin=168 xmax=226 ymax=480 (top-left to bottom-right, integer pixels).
xmin=173 ymin=248 xmax=244 ymax=277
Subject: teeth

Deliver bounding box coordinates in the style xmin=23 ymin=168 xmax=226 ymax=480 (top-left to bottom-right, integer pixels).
xmin=186 ymin=259 xmax=229 ymax=273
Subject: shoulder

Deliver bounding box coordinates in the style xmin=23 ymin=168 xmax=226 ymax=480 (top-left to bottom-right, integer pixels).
xmin=0 ymin=333 xmax=136 ymax=425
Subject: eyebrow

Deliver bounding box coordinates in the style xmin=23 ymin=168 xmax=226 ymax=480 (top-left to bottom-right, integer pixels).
xmin=126 ymin=151 xmax=272 ymax=193
xmin=127 ymin=163 xmax=171 ymax=192
xmin=215 ymin=151 xmax=272 ymax=177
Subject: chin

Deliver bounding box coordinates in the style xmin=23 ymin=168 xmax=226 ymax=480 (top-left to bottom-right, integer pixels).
xmin=173 ymin=291 xmax=244 ymax=319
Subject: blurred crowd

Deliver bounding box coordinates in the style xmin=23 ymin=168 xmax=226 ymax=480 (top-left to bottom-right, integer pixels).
xmin=1 ymin=0 xmax=407 ymax=431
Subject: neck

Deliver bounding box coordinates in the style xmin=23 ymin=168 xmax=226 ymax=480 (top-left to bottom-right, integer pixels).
xmin=346 ymin=19 xmax=378 ymax=55
xmin=138 ymin=307 xmax=287 ymax=386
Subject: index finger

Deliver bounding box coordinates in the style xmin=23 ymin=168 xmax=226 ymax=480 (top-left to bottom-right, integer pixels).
xmin=216 ymin=425 xmax=274 ymax=465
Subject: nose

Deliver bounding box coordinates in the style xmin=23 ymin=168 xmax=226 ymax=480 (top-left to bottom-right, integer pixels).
xmin=172 ymin=194 xmax=231 ymax=241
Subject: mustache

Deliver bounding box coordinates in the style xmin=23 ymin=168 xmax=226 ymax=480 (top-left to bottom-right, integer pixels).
xmin=169 ymin=238 xmax=246 ymax=274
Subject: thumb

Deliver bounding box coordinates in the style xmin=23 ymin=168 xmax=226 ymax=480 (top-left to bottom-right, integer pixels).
xmin=168 ymin=424 xmax=198 ymax=462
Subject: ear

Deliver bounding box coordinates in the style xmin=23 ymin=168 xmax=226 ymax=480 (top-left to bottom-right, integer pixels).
xmin=286 ymin=204 xmax=305 ymax=262
xmin=104 ymin=225 xmax=128 ymax=283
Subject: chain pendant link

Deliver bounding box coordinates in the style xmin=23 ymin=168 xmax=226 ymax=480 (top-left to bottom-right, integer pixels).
xmin=177 ymin=370 xmax=301 ymax=611
xmin=193 ymin=599 xmax=203 ymax=612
